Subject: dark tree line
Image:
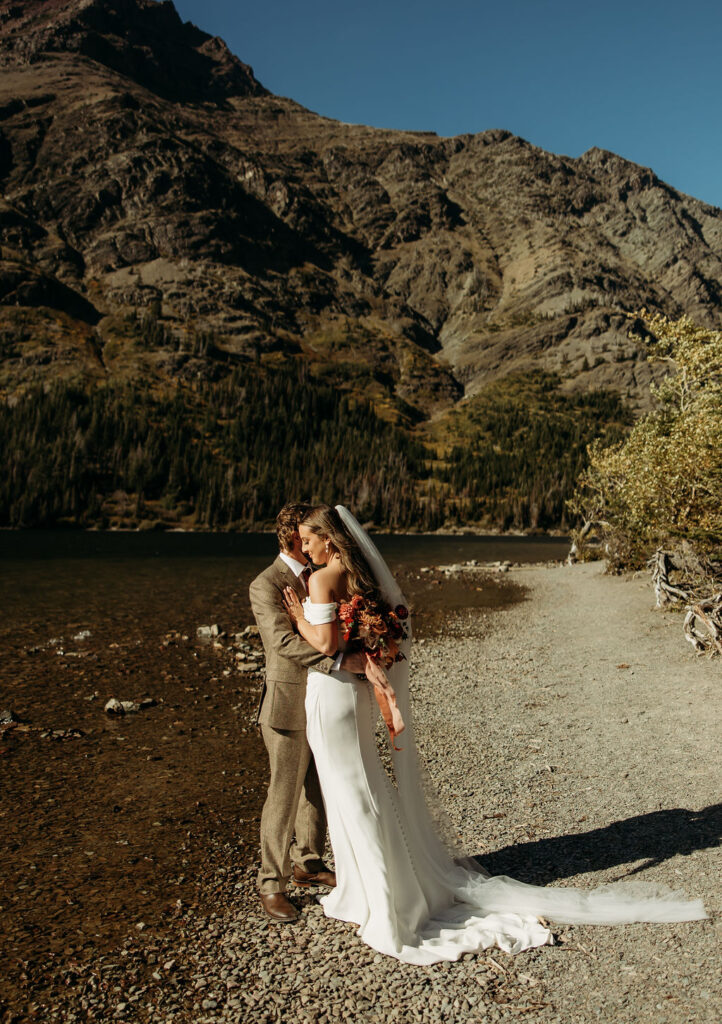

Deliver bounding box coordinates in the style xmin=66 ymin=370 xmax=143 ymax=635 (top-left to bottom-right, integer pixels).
xmin=0 ymin=364 xmax=431 ymax=530
xmin=435 ymin=373 xmax=633 ymax=531
xmin=0 ymin=365 xmax=632 ymax=531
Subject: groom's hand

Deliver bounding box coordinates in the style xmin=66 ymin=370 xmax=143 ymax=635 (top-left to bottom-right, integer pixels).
xmin=339 ymin=651 xmax=367 ymax=675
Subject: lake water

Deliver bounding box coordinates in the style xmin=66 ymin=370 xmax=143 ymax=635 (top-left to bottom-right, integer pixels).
xmin=0 ymin=529 xmax=567 ymax=1009
xmin=0 ymin=530 xmax=568 ymax=638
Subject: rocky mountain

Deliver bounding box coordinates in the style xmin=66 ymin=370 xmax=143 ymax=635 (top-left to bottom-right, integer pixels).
xmin=0 ymin=0 xmax=721 ymax=425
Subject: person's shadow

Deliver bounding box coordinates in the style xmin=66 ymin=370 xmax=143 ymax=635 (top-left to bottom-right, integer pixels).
xmin=475 ymin=803 xmax=721 ymax=884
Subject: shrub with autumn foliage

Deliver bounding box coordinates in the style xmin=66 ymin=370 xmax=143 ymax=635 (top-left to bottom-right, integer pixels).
xmin=569 ymin=312 xmax=722 ymax=569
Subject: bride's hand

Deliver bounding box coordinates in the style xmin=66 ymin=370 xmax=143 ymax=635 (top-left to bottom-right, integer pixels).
xmin=282 ymin=586 xmax=302 ymax=623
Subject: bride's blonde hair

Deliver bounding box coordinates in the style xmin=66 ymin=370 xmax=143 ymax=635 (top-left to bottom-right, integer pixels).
xmin=300 ymin=505 xmax=381 ymax=602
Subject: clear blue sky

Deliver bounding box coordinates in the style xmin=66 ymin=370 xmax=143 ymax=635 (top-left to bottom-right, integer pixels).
xmin=174 ymin=0 xmax=722 ymax=210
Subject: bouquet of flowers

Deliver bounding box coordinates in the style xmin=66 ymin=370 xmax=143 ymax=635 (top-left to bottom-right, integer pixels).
xmin=337 ymin=595 xmax=410 ymax=749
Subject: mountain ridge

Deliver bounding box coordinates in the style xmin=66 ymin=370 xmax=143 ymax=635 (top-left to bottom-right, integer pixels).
xmin=0 ymin=0 xmax=720 ymax=419
xmin=3 ymin=0 xmax=720 ymax=529
xmin=0 ymin=0 xmax=266 ymax=102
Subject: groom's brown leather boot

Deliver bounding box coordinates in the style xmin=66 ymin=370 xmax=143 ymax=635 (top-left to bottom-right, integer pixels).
xmin=292 ymin=864 xmax=337 ymax=888
xmin=260 ymin=892 xmax=299 ymax=923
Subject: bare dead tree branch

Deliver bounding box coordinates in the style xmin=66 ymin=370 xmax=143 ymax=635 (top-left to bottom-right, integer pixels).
xmin=683 ymin=594 xmax=722 ymax=657
xmin=647 ymin=549 xmax=691 ymax=607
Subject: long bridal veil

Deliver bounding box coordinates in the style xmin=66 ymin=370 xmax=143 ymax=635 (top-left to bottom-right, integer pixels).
xmin=334 ymin=505 xmax=707 ymax=935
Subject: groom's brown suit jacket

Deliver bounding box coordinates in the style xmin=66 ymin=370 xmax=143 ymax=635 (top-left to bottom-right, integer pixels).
xmin=249 ymin=555 xmax=333 ymax=730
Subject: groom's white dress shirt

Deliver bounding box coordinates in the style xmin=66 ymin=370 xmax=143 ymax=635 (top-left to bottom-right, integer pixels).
xmin=279 ymin=551 xmax=309 ymax=584
xmin=279 ymin=552 xmax=342 ymax=670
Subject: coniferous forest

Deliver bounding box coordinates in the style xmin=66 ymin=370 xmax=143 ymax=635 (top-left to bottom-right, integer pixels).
xmin=431 ymin=372 xmax=632 ymax=531
xmin=0 ymin=357 xmax=632 ymax=532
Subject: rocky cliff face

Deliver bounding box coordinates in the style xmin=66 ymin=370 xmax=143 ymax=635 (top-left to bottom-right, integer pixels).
xmin=0 ymin=0 xmax=721 ymax=416
xmin=0 ymin=0 xmax=266 ymax=102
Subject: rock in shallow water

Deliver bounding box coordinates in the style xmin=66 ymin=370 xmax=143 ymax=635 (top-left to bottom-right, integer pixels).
xmin=104 ymin=698 xmax=140 ymax=714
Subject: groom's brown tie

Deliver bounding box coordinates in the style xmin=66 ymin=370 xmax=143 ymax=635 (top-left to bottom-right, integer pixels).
xmin=301 ymin=565 xmax=312 ymax=591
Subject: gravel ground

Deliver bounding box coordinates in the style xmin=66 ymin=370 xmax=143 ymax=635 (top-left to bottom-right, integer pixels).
xmin=22 ymin=561 xmax=720 ymax=1024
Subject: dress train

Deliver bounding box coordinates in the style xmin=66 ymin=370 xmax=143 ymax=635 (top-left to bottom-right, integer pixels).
xmin=301 ymin=512 xmax=708 ymax=966
xmin=304 ymin=599 xmax=706 ymax=966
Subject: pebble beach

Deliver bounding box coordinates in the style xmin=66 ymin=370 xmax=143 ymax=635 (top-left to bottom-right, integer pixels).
xmin=4 ymin=561 xmax=719 ymax=1023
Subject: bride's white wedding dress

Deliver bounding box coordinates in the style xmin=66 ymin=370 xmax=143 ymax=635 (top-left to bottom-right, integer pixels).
xmin=302 ymin=507 xmax=706 ymax=965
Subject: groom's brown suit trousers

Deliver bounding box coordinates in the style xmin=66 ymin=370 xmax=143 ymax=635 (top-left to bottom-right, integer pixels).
xmin=249 ymin=555 xmax=333 ymax=895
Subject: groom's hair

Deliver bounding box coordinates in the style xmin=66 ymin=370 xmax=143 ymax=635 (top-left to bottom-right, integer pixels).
xmin=276 ymin=502 xmax=312 ymax=552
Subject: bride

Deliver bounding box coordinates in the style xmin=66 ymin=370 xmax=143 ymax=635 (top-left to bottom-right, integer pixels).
xmin=282 ymin=504 xmax=706 ymax=965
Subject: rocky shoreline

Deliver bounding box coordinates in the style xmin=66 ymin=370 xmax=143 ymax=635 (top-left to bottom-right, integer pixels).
xmin=3 ymin=562 xmax=719 ymax=1023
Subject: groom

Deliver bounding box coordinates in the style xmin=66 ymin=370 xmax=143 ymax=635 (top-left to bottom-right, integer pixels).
xmin=249 ymin=502 xmax=362 ymax=922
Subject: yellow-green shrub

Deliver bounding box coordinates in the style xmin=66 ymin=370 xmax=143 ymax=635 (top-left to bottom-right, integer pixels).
xmin=570 ymin=312 xmax=722 ymax=567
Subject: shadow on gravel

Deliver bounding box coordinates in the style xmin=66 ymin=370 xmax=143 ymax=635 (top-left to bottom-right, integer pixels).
xmin=476 ymin=803 xmax=721 ymax=883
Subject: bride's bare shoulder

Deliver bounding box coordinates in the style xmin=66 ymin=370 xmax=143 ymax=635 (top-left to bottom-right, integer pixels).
xmin=308 ymin=563 xmax=346 ymax=602
xmin=308 ymin=565 xmax=340 ymax=602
